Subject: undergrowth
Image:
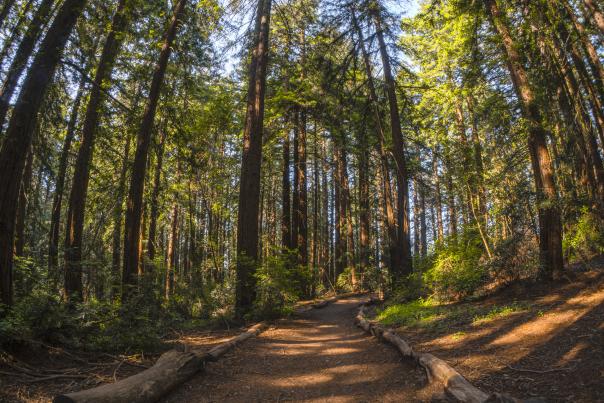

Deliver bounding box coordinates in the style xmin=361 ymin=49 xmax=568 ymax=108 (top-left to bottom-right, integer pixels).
xmin=376 ymin=298 xmax=530 ymax=331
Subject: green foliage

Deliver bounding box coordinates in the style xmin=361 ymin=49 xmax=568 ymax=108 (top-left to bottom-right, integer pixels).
xmin=376 ymin=297 xmax=530 ymax=331
xmin=472 ymin=302 xmax=527 ymax=324
xmin=377 ymin=297 xmax=438 ymax=327
xmin=563 ymin=208 xmax=604 ymax=262
xmin=423 ymin=232 xmax=486 ymax=300
xmin=0 ymin=290 xmax=171 ymax=353
xmin=336 ymin=267 xmax=355 ymax=293
xmin=252 ymin=250 xmax=302 ymax=319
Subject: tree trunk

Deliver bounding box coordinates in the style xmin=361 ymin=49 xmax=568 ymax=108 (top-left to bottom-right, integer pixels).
xmin=358 ymin=126 xmax=370 ymax=288
xmin=321 ymin=137 xmax=330 ymax=288
xmin=110 ymin=135 xmax=131 ymax=300
xmin=292 ymin=112 xmax=299 ymax=252
xmin=419 ymin=185 xmax=427 ymax=257
xmin=294 ymin=107 xmax=309 ymax=294
xmin=64 ymin=0 xmax=133 ymax=303
xmin=413 ymin=181 xmax=420 ymax=257
xmin=0 ymin=0 xmax=16 ymax=31
xmin=445 ymin=164 xmax=457 ymax=238
xmin=545 ymin=13 xmax=604 ymax=209
xmin=0 ymin=0 xmax=53 ymax=128
xmin=122 ymin=0 xmax=187 ymax=301
xmin=234 ymin=0 xmax=271 ymax=316
xmin=564 ymin=0 xmax=604 ymax=101
xmin=0 ymin=0 xmax=87 ymax=307
xmin=334 ymin=139 xmax=346 ymax=281
xmin=583 ymin=0 xmax=604 ymax=36
xmin=372 ymin=2 xmax=412 ymax=278
xmin=486 ymin=0 xmax=564 ymax=279
xmin=433 ymin=153 xmax=444 ymax=241
xmin=147 ymin=129 xmax=166 ymax=266
xmin=352 ymin=8 xmax=400 ymax=278
xmin=165 ymin=204 xmax=178 ymax=300
xmin=282 ymin=131 xmax=291 ymax=251
xmin=15 ymin=148 xmax=33 ymax=257
xmin=48 ymin=73 xmax=86 ymax=273
xmin=466 ymin=95 xmax=487 ymax=220
xmin=0 ymin=0 xmax=34 ymax=68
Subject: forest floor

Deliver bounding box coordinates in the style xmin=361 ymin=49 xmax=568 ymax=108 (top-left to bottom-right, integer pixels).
xmin=1 ymin=263 xmax=603 ymax=402
xmin=162 ymin=297 xmax=441 ymax=402
xmin=371 ymin=257 xmax=604 ymax=402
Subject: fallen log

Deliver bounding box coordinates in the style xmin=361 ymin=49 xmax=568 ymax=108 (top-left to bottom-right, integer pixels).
xmin=54 ymin=322 xmax=267 ymax=403
xmin=355 ymin=302 xmax=523 ymax=403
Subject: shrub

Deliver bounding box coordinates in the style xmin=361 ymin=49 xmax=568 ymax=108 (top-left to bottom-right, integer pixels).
xmin=423 ymin=231 xmax=486 ymax=301
xmin=252 ymin=250 xmax=301 ymax=319
xmin=563 ymin=207 xmax=604 ymax=263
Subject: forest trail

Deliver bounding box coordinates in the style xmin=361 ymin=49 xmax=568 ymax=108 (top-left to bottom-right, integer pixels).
xmin=163 ymin=297 xmax=441 ymax=402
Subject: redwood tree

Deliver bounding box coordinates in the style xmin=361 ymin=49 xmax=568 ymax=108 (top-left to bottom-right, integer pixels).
xmin=235 ymin=0 xmax=272 ymax=316
xmin=0 ymin=0 xmax=87 ymax=307
xmin=122 ymin=0 xmax=187 ymax=300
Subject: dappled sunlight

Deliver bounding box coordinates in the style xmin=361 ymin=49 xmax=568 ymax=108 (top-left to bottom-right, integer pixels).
xmin=489 ymin=287 xmax=604 ymax=349
xmin=163 ymin=298 xmax=438 ymax=402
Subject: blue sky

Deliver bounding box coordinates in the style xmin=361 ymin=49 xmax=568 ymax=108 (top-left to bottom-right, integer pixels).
xmin=216 ymin=0 xmax=422 ymax=75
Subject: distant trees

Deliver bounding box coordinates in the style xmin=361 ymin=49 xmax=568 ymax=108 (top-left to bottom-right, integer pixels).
xmin=0 ymin=0 xmax=602 ymax=321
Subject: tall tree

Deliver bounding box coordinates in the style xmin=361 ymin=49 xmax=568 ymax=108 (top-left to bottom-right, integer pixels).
xmin=234 ymin=0 xmax=272 ymax=316
xmin=122 ymin=0 xmax=187 ymax=300
xmin=0 ymin=0 xmax=54 ymax=128
xmin=485 ymin=0 xmax=563 ymax=279
xmin=371 ymin=0 xmax=412 ymax=279
xmin=0 ymin=0 xmax=87 ymax=307
xmin=64 ymin=0 xmax=133 ymax=302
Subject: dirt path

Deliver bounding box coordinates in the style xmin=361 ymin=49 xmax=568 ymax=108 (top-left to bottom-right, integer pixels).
xmin=163 ymin=297 xmax=441 ymax=402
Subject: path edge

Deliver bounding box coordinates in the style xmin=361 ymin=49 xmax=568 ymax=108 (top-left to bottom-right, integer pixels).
xmin=355 ymin=300 xmax=526 ymax=403
xmin=53 ymin=322 xmax=267 ymax=403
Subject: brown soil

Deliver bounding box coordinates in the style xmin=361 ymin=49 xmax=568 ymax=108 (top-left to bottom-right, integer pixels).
xmin=163 ymin=297 xmax=442 ymax=402
xmin=0 ymin=329 xmax=240 ymax=402
xmin=385 ymin=268 xmax=604 ymax=402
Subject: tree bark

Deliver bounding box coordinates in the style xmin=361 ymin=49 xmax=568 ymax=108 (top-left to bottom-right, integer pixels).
xmin=583 ymin=0 xmax=604 ymax=36
xmin=165 ymin=204 xmax=178 ymax=300
xmin=352 ymin=8 xmax=400 ymax=278
xmin=419 ymin=184 xmax=427 ymax=257
xmin=48 ymin=73 xmax=86 ymax=273
xmin=0 ymin=0 xmax=16 ymax=31
xmin=122 ymin=0 xmax=187 ymax=301
xmin=486 ymin=0 xmax=564 ymax=279
xmin=0 ymin=0 xmax=34 ymax=67
xmin=295 ymin=107 xmax=308 ymax=286
xmin=15 ymin=148 xmax=33 ymax=257
xmin=0 ymin=0 xmax=53 ymax=128
xmin=235 ymin=0 xmax=271 ymax=316
xmin=372 ymin=2 xmax=412 ymax=278
xmin=64 ymin=0 xmax=132 ymax=302
xmin=147 ymin=129 xmax=167 ymax=266
xmin=0 ymin=0 xmax=87 ymax=307
xmin=110 ymin=135 xmax=131 ymax=299
xmin=564 ymin=0 xmax=604 ymax=101
xmin=432 ymin=153 xmax=444 ymax=241
xmin=334 ymin=137 xmax=347 ymax=282
xmin=358 ymin=126 xmax=370 ymax=288
xmin=282 ymin=131 xmax=291 ymax=251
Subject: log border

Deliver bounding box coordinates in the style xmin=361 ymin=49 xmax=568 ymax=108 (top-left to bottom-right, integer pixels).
xmin=355 ymin=300 xmax=523 ymax=403
xmin=53 ymin=322 xmax=267 ymax=403
xmin=53 ymin=292 xmax=358 ymax=403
